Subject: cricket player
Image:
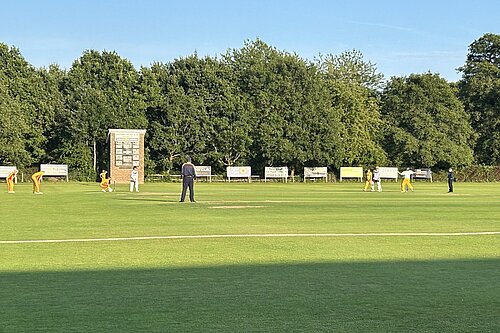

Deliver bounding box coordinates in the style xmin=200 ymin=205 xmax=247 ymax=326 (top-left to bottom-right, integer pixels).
xmin=100 ymin=170 xmax=112 ymax=192
xmin=372 ymin=166 xmax=382 ymax=192
xmin=363 ymin=168 xmax=373 ymax=192
xmin=130 ymin=166 xmax=139 ymax=192
xmin=32 ymin=170 xmax=45 ymax=194
xmin=6 ymin=169 xmax=18 ymax=193
xmin=398 ymin=168 xmax=415 ymax=192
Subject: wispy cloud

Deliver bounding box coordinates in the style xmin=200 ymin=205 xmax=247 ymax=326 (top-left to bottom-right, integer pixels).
xmin=346 ymin=20 xmax=419 ymax=34
xmin=393 ymin=50 xmax=465 ymax=60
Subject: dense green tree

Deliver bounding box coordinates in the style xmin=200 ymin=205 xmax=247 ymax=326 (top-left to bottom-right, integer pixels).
xmin=230 ymin=39 xmax=343 ymax=174
xmin=459 ymin=33 xmax=500 ymax=164
xmin=318 ymin=51 xmax=387 ymax=167
xmin=61 ymin=50 xmax=147 ymax=178
xmin=0 ymin=43 xmax=57 ymax=168
xmin=0 ymin=75 xmax=32 ymax=167
xmin=204 ymin=55 xmax=252 ymax=169
xmin=317 ymin=50 xmax=384 ymax=90
xmin=229 ymin=40 xmax=294 ymax=171
xmin=2 ymin=36 xmax=497 ymax=179
xmin=381 ymin=73 xmax=474 ymax=168
xmin=39 ymin=64 xmax=67 ymax=163
xmin=141 ymin=57 xmax=210 ymax=174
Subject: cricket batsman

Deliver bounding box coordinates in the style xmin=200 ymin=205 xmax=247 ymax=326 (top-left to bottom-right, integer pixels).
xmin=372 ymin=166 xmax=382 ymax=192
xmin=129 ymin=166 xmax=139 ymax=192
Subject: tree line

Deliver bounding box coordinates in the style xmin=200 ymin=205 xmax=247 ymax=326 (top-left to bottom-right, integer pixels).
xmin=0 ymin=34 xmax=498 ymax=180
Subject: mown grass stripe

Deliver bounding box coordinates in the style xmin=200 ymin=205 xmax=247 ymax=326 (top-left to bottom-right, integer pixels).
xmin=1 ymin=231 xmax=499 ymax=244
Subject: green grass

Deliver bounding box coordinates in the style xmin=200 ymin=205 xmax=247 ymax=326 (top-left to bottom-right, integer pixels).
xmin=1 ymin=181 xmax=499 ymax=332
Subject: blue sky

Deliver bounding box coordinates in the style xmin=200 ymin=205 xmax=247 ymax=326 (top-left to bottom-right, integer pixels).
xmin=1 ymin=0 xmax=498 ymax=81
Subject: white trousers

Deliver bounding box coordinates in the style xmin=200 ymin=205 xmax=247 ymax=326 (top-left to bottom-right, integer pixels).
xmin=130 ymin=180 xmax=139 ymax=192
xmin=372 ymin=180 xmax=382 ymax=192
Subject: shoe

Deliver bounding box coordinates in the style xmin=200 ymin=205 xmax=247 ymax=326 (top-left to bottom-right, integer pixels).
xmin=8 ymin=191 xmax=15 ymax=194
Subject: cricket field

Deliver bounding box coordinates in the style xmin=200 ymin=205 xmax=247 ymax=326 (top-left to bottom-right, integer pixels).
xmin=1 ymin=181 xmax=499 ymax=332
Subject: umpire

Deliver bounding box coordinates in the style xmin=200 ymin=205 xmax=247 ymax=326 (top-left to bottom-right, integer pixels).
xmin=447 ymin=168 xmax=455 ymax=193
xmin=180 ymin=156 xmax=196 ymax=202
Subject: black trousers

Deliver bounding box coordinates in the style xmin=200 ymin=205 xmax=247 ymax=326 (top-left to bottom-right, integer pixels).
xmin=448 ymin=178 xmax=453 ymax=192
xmin=180 ymin=176 xmax=195 ymax=202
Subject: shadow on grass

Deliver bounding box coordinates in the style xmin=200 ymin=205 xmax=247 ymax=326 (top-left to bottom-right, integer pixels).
xmin=1 ymin=259 xmax=499 ymax=333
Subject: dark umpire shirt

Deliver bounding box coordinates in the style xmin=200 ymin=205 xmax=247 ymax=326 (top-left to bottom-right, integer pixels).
xmin=181 ymin=162 xmax=196 ymax=177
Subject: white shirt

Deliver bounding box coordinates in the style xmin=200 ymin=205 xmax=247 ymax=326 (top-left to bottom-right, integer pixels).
xmin=399 ymin=170 xmax=414 ymax=179
xmin=130 ymin=170 xmax=139 ymax=182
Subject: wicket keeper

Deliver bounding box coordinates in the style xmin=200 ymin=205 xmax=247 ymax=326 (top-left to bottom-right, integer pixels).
xmin=100 ymin=170 xmax=112 ymax=192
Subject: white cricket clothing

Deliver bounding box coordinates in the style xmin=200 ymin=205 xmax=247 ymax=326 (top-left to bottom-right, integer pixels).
xmin=130 ymin=170 xmax=139 ymax=192
xmin=372 ymin=169 xmax=382 ymax=192
xmin=130 ymin=170 xmax=139 ymax=182
xmin=400 ymin=170 xmax=414 ymax=179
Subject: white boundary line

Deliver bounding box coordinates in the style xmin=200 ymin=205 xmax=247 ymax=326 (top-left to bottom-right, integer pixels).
xmin=1 ymin=232 xmax=499 ymax=244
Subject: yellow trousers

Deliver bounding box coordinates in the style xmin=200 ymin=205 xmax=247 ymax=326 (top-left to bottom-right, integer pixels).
xmin=32 ymin=175 xmax=42 ymax=193
xmin=401 ymin=178 xmax=413 ymax=192
xmin=7 ymin=177 xmax=15 ymax=192
xmin=364 ymin=180 xmax=373 ymax=191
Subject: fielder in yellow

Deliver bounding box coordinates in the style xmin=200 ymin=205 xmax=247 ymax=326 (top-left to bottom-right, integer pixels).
xmin=398 ymin=168 xmax=415 ymax=192
xmin=100 ymin=170 xmax=112 ymax=192
xmin=6 ymin=169 xmax=18 ymax=193
xmin=363 ymin=169 xmax=373 ymax=192
xmin=32 ymin=170 xmax=45 ymax=194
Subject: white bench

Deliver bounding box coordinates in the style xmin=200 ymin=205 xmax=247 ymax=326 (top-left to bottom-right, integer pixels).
xmin=0 ymin=166 xmax=18 ymax=183
xmin=40 ymin=164 xmax=69 ymax=182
